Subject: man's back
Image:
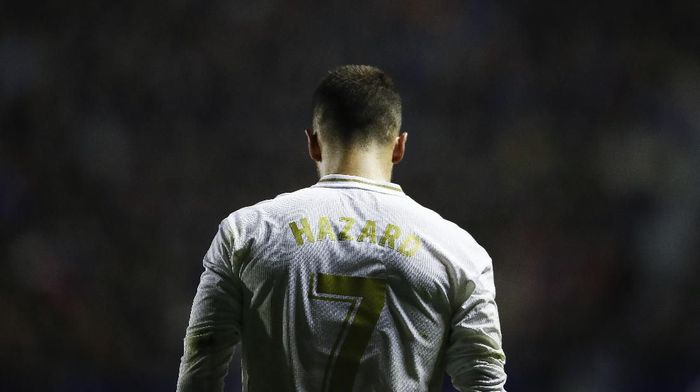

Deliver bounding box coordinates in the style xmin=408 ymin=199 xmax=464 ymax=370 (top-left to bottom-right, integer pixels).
xmin=178 ymin=174 xmax=506 ymax=391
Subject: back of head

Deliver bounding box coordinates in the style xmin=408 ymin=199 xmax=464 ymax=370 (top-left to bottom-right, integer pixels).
xmin=312 ymin=65 xmax=402 ymax=147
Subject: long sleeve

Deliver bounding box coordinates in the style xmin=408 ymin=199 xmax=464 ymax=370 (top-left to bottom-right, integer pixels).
xmin=445 ymin=259 xmax=507 ymax=391
xmin=177 ymin=219 xmax=243 ymax=392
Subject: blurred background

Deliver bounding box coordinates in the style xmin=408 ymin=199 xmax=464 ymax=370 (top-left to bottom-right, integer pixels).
xmin=1 ymin=0 xmax=698 ymax=390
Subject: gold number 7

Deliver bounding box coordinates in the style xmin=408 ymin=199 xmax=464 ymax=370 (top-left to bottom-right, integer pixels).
xmin=309 ymin=273 xmax=387 ymax=392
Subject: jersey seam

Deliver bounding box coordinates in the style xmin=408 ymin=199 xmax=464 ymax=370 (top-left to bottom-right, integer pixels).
xmin=312 ymin=184 xmax=407 ymax=197
xmin=316 ymin=177 xmax=403 ymax=193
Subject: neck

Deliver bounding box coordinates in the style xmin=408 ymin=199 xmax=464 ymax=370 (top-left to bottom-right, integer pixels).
xmin=318 ymin=147 xmax=393 ymax=182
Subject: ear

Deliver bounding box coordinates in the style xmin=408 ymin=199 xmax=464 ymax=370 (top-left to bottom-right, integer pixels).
xmin=305 ymin=128 xmax=322 ymax=162
xmin=391 ymin=132 xmax=408 ymax=164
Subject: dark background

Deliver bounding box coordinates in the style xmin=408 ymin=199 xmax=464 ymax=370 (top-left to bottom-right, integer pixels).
xmin=1 ymin=0 xmax=699 ymax=391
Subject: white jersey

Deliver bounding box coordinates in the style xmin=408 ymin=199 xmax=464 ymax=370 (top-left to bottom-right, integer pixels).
xmin=177 ymin=174 xmax=506 ymax=392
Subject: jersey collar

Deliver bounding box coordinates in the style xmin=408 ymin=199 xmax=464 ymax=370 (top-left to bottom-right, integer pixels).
xmin=312 ymin=174 xmax=404 ymax=195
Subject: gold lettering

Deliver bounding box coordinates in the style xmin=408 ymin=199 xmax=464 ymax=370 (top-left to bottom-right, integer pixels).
xmin=317 ymin=216 xmax=337 ymax=241
xmin=398 ymin=234 xmax=422 ymax=256
xmin=379 ymin=224 xmax=401 ymax=249
xmin=289 ymin=218 xmax=315 ymax=246
xmin=357 ymin=220 xmax=377 ymax=244
xmin=338 ymin=217 xmax=356 ymax=241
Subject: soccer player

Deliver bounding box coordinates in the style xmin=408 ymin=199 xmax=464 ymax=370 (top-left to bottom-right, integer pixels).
xmin=177 ymin=65 xmax=507 ymax=391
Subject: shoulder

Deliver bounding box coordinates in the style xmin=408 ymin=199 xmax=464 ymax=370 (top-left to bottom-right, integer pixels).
xmin=227 ymin=187 xmax=319 ymax=218
xmin=221 ymin=186 xmax=318 ymax=237
xmin=405 ymin=197 xmax=492 ymax=272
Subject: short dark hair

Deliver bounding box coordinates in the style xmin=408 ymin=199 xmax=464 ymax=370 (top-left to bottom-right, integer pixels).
xmin=312 ymin=65 xmax=402 ymax=145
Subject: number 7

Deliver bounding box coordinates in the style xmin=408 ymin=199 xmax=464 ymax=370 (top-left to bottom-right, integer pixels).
xmin=309 ymin=273 xmax=387 ymax=392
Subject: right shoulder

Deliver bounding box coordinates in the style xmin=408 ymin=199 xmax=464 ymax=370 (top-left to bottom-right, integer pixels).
xmin=230 ymin=186 xmax=320 ymax=217
xmin=221 ymin=186 xmax=319 ymax=241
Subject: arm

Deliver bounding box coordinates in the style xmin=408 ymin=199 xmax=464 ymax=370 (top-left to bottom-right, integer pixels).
xmin=177 ymin=219 xmax=243 ymax=392
xmin=445 ymin=260 xmax=507 ymax=392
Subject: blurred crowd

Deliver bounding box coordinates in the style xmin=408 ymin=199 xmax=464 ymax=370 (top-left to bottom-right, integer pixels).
xmin=1 ymin=0 xmax=698 ymax=390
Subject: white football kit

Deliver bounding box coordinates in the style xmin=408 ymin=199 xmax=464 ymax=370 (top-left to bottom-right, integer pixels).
xmin=177 ymin=174 xmax=507 ymax=391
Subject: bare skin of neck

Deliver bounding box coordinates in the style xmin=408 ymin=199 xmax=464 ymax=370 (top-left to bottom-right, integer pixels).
xmin=317 ymin=144 xmax=395 ymax=182
xmin=305 ymin=129 xmax=408 ymax=183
